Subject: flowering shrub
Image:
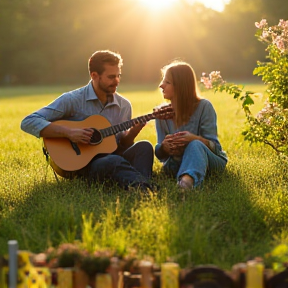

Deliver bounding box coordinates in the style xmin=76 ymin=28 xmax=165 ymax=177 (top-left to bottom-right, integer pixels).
xmin=201 ymin=19 xmax=288 ymax=156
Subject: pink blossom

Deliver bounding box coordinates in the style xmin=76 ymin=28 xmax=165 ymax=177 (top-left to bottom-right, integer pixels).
xmin=275 ymin=37 xmax=286 ymax=52
xmin=255 ymin=19 xmax=267 ymax=29
xmin=200 ymin=75 xmax=212 ymax=89
xmin=200 ymin=71 xmax=225 ymax=89
xmin=278 ymin=19 xmax=288 ymax=28
xmin=261 ymin=30 xmax=269 ymax=40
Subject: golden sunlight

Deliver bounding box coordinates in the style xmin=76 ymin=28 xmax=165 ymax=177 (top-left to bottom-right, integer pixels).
xmin=137 ymin=0 xmax=178 ymax=11
xmin=185 ymin=0 xmax=230 ymax=12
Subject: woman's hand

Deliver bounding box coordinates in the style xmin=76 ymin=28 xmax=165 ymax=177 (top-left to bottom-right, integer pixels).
xmin=171 ymin=131 xmax=197 ymax=145
xmin=171 ymin=131 xmax=213 ymax=152
xmin=161 ymin=131 xmax=199 ymax=156
xmin=161 ymin=134 xmax=185 ymax=156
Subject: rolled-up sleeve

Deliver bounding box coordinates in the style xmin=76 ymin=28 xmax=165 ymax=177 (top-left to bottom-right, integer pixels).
xmin=20 ymin=94 xmax=71 ymax=138
xmin=21 ymin=112 xmax=51 ymax=138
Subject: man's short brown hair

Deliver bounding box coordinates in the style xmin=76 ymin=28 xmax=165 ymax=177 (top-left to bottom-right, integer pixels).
xmin=88 ymin=50 xmax=123 ymax=74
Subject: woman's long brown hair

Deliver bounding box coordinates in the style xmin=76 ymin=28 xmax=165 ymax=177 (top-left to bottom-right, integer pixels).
xmin=161 ymin=61 xmax=202 ymax=128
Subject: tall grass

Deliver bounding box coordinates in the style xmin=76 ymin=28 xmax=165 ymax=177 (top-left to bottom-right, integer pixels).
xmin=0 ymin=84 xmax=288 ymax=269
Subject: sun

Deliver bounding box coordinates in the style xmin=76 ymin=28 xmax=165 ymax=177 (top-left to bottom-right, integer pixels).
xmin=137 ymin=0 xmax=178 ymax=11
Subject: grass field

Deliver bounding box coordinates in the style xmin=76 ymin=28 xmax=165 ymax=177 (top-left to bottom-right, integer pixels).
xmin=1 ymin=83 xmax=288 ymax=270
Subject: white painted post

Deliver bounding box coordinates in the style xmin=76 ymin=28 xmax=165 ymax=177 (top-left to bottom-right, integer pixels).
xmin=8 ymin=240 xmax=18 ymax=288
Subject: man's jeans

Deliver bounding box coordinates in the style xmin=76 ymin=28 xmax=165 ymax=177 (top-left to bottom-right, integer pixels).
xmin=77 ymin=140 xmax=154 ymax=188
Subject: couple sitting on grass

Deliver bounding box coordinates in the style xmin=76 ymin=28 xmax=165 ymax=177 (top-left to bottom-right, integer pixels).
xmin=21 ymin=50 xmax=227 ymax=192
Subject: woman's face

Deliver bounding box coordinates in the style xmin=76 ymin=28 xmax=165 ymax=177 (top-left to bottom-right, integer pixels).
xmin=159 ymin=71 xmax=175 ymax=101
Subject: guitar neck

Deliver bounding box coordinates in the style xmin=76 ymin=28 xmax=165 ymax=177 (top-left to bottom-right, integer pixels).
xmin=100 ymin=113 xmax=155 ymax=138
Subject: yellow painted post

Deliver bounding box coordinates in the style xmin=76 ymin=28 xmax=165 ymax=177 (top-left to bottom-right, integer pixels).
xmin=161 ymin=263 xmax=179 ymax=288
xmin=246 ymin=260 xmax=264 ymax=288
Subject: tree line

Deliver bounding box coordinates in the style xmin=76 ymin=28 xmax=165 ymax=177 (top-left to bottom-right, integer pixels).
xmin=0 ymin=0 xmax=287 ymax=85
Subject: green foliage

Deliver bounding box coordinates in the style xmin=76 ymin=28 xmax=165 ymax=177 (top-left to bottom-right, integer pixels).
xmin=80 ymin=253 xmax=111 ymax=276
xmin=81 ymin=213 xmax=102 ymax=254
xmin=48 ymin=243 xmax=82 ymax=268
xmin=263 ymin=232 xmax=288 ymax=272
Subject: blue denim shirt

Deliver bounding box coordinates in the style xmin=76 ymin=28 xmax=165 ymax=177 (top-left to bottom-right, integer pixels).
xmin=20 ymin=81 xmax=132 ymax=138
xmin=155 ymin=98 xmax=227 ymax=162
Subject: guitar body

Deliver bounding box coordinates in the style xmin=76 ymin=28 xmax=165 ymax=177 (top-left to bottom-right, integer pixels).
xmin=42 ymin=104 xmax=174 ymax=176
xmin=43 ymin=115 xmax=117 ymax=172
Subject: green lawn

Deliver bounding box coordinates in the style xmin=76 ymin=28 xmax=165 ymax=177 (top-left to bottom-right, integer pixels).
xmin=0 ymin=84 xmax=287 ymax=270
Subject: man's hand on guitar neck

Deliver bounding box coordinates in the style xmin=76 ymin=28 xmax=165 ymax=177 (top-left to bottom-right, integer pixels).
xmin=40 ymin=123 xmax=94 ymax=144
xmin=118 ymin=122 xmax=146 ymax=148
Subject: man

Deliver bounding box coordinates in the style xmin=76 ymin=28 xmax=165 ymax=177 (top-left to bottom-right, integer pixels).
xmin=21 ymin=50 xmax=154 ymax=191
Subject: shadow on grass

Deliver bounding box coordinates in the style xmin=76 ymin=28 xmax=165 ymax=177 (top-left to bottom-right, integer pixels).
xmin=0 ymin=178 xmax=139 ymax=255
xmin=0 ymin=168 xmax=272 ymax=269
xmin=154 ymin=168 xmax=272 ymax=269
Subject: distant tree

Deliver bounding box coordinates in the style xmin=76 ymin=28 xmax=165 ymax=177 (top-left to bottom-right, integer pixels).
xmin=1 ymin=0 xmax=287 ymax=85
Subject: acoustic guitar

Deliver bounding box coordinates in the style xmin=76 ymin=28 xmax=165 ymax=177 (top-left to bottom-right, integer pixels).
xmin=43 ymin=104 xmax=173 ymax=176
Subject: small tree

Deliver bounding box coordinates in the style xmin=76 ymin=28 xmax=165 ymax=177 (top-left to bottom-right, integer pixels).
xmin=201 ymin=19 xmax=288 ymax=157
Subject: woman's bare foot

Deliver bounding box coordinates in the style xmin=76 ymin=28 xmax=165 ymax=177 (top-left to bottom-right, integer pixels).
xmin=177 ymin=174 xmax=194 ymax=190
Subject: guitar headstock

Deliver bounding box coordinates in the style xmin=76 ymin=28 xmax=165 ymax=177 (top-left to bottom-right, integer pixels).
xmin=153 ymin=104 xmax=175 ymax=120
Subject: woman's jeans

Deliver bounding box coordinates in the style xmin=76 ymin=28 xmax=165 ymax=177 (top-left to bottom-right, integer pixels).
xmin=76 ymin=140 xmax=154 ymax=188
xmin=163 ymin=140 xmax=227 ymax=187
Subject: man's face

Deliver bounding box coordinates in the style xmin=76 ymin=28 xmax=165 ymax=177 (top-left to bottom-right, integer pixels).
xmin=97 ymin=64 xmax=121 ymax=94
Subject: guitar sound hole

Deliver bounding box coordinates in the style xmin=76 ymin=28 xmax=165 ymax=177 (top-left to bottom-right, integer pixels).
xmin=90 ymin=128 xmax=103 ymax=145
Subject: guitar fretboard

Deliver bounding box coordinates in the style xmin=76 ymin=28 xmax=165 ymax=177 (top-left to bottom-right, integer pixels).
xmin=100 ymin=113 xmax=155 ymax=138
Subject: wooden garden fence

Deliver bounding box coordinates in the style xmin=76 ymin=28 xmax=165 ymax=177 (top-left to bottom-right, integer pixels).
xmin=1 ymin=240 xmax=288 ymax=288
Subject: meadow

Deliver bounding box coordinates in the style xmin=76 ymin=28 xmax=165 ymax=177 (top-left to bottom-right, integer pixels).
xmin=0 ymin=83 xmax=288 ymax=270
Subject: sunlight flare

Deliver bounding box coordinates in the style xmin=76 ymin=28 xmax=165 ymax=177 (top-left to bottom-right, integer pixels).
xmin=137 ymin=0 xmax=177 ymax=11
xmin=185 ymin=0 xmax=230 ymax=12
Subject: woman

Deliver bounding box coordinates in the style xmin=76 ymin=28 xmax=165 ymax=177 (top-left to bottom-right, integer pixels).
xmin=155 ymin=61 xmax=228 ymax=189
